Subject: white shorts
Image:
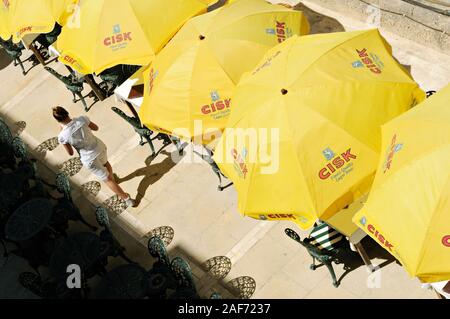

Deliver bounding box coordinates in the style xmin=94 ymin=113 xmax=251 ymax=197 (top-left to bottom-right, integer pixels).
xmin=84 ymin=149 xmax=109 ymax=181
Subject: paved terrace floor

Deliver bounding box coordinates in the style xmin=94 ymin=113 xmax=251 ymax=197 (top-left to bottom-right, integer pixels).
xmin=1 ymin=0 xmax=449 ymax=299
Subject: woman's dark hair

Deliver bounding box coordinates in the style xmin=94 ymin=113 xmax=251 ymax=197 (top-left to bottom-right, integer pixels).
xmin=52 ymin=106 xmax=69 ymax=122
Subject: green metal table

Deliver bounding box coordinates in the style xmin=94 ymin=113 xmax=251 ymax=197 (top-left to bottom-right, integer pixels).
xmin=5 ymin=197 xmax=53 ymax=241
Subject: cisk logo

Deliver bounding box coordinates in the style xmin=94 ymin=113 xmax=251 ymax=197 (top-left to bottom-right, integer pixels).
xmin=63 ymin=55 xmax=77 ymax=66
xmin=318 ymin=148 xmax=357 ymax=180
xmin=267 ymin=214 xmax=296 ymax=220
xmin=359 ymin=217 xmax=394 ymax=251
xmin=17 ymin=26 xmax=32 ymax=37
xmin=103 ymin=24 xmax=132 ymax=47
xmin=266 ymin=21 xmax=292 ymax=43
xmin=201 ymin=91 xmax=231 ymax=115
xmin=148 ymin=68 xmax=158 ymax=94
xmin=352 ymin=48 xmax=384 ymax=74
xmin=258 ymin=214 xmax=308 ymax=223
xmin=322 ymin=147 xmax=335 ymax=161
xmin=383 ymin=134 xmax=403 ymax=173
xmin=231 ymin=147 xmax=248 ymax=179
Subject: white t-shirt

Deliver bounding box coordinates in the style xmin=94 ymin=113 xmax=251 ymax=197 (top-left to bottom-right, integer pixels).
xmin=58 ymin=116 xmax=106 ymax=165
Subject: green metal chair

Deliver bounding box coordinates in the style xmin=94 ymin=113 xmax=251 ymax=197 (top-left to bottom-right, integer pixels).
xmin=0 ymin=118 xmax=15 ymax=169
xmin=148 ymin=236 xmax=170 ymax=266
xmin=111 ymin=106 xmax=156 ymax=155
xmin=171 ymin=257 xmax=196 ymax=290
xmin=95 ymin=206 xmax=134 ymax=263
xmin=53 ymin=172 xmax=97 ymax=231
xmin=169 ymin=257 xmax=200 ymax=299
xmin=55 ymin=172 xmax=71 ymax=200
xmin=0 ymin=118 xmax=13 ymax=143
xmin=18 ymin=271 xmax=82 ymax=299
xmin=285 ymin=222 xmax=346 ymax=287
xmin=11 ymin=137 xmax=49 ymax=198
xmin=111 ymin=107 xmax=185 ymax=157
xmin=146 ymin=236 xmax=177 ymax=298
xmin=98 ymin=64 xmax=140 ymax=96
xmin=0 ymin=38 xmax=31 ymax=75
xmin=193 ymin=146 xmax=233 ymax=191
xmin=12 ymin=136 xmax=64 ymax=195
xmin=44 ymin=67 xmax=90 ymax=111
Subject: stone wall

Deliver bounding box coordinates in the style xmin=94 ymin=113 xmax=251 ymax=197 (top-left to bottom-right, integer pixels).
xmin=302 ymin=0 xmax=450 ymax=53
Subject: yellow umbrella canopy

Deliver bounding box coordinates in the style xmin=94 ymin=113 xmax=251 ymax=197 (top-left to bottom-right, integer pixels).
xmin=0 ymin=0 xmax=12 ymax=40
xmin=9 ymin=0 xmax=76 ymax=43
xmin=213 ymin=29 xmax=425 ymax=230
xmin=52 ymin=0 xmax=78 ymax=26
xmin=139 ymin=0 xmax=310 ymax=145
xmin=56 ymin=0 xmax=216 ymax=75
xmin=353 ymin=84 xmax=450 ymax=283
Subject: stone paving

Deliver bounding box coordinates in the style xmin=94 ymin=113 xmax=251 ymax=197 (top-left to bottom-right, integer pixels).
xmin=1 ymin=0 xmax=449 ymax=299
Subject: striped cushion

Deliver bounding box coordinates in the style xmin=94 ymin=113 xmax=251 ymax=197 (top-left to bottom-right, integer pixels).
xmin=309 ymin=222 xmax=344 ymax=251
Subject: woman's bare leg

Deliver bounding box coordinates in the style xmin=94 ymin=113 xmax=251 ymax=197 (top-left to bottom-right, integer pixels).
xmin=104 ymin=176 xmax=128 ymax=200
xmin=102 ymin=162 xmax=134 ymax=206
xmin=104 ymin=161 xmax=113 ymax=176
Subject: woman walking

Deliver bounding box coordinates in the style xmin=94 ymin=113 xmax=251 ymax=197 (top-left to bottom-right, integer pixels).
xmin=53 ymin=106 xmax=135 ymax=207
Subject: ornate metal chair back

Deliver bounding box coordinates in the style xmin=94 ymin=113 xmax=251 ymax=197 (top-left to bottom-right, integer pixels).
xmin=12 ymin=137 xmax=28 ymax=161
xmin=55 ymin=172 xmax=71 ymax=200
xmin=285 ymin=226 xmax=342 ymax=287
xmin=147 ymin=236 xmax=170 ymax=266
xmin=170 ymin=256 xmax=196 ymax=291
xmin=285 ymin=228 xmax=333 ymax=259
xmin=95 ymin=206 xmax=111 ymax=229
xmin=111 ymin=107 xmax=140 ymax=127
xmin=0 ymin=118 xmax=13 ymax=145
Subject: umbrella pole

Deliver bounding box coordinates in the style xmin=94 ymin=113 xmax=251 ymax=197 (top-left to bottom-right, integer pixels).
xmin=124 ymin=101 xmax=140 ymax=120
xmin=28 ymin=43 xmax=46 ymax=66
xmin=353 ymin=242 xmax=374 ymax=272
xmin=63 ymin=65 xmax=106 ymax=102
xmin=84 ymin=75 xmax=106 ymax=101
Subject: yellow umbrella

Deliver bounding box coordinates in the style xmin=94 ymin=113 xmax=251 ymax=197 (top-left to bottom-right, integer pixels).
xmin=52 ymin=0 xmax=78 ymax=26
xmin=0 ymin=0 xmax=12 ymax=40
xmin=213 ymin=29 xmax=425 ymax=230
xmin=9 ymin=0 xmax=76 ymax=43
xmin=139 ymin=0 xmax=310 ymax=144
xmin=353 ymin=84 xmax=450 ymax=283
xmin=55 ymin=0 xmax=216 ymax=75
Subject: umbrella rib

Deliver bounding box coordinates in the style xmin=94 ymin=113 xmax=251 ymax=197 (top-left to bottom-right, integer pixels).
xmin=277 ymin=96 xmax=317 ymax=216
xmin=188 ymin=43 xmax=202 ymax=139
xmin=285 ymin=30 xmax=375 ymax=88
xmin=208 ymin=5 xmax=297 ymax=35
xmin=415 ymin=175 xmax=450 ymax=280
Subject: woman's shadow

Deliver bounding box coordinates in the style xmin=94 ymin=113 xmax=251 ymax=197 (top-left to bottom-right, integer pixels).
xmin=116 ymin=149 xmax=179 ymax=206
